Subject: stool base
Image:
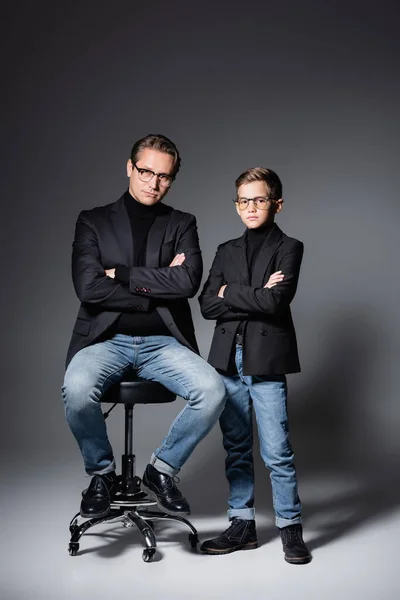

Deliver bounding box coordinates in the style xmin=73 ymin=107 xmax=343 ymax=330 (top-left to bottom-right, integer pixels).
xmin=68 ymin=486 xmax=199 ymax=562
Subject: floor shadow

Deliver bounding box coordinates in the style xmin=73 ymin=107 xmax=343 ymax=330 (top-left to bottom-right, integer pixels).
xmin=304 ymin=467 xmax=400 ymax=551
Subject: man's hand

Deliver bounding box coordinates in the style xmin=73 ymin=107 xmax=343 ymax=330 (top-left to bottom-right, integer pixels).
xmin=264 ymin=270 xmax=284 ymax=289
xmin=105 ymin=268 xmax=116 ymax=279
xmin=218 ymin=284 xmax=227 ymax=298
xmin=169 ymin=253 xmax=185 ymax=267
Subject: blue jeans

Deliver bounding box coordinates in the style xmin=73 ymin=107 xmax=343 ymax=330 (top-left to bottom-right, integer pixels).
xmin=62 ymin=334 xmax=226 ymax=477
xmin=220 ymin=345 xmax=302 ymax=528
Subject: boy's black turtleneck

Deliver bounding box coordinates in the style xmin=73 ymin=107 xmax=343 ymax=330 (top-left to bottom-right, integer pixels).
xmin=112 ymin=190 xmax=169 ymax=337
xmin=234 ymin=222 xmax=275 ymax=343
xmin=245 ymin=222 xmax=274 ymax=271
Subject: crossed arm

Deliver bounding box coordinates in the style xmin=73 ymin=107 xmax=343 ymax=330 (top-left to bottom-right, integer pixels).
xmin=199 ymin=242 xmax=303 ymax=320
xmin=105 ymin=252 xmax=185 ymax=279
xmin=217 ymin=270 xmax=284 ymax=298
xmin=72 ymin=211 xmax=201 ymax=312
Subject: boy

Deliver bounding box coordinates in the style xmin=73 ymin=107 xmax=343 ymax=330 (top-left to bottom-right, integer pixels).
xmin=198 ymin=167 xmax=310 ymax=564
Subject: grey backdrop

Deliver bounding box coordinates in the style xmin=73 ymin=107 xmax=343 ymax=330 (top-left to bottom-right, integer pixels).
xmin=2 ymin=0 xmax=399 ymax=529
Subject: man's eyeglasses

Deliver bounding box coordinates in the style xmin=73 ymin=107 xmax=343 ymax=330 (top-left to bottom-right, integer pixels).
xmin=134 ymin=163 xmax=175 ymax=188
xmin=233 ymin=196 xmax=277 ymax=211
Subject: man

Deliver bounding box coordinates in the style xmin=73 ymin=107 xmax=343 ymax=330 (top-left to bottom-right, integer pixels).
xmin=62 ymin=133 xmax=226 ymax=520
xmin=198 ymin=167 xmax=311 ymax=564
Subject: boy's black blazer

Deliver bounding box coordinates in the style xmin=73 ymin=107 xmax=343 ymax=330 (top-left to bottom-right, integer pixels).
xmin=66 ymin=195 xmax=202 ymax=368
xmin=199 ymin=224 xmax=303 ymax=376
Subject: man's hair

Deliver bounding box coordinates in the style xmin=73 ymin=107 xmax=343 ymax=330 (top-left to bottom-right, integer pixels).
xmin=235 ymin=167 xmax=283 ymax=199
xmin=130 ymin=133 xmax=181 ymax=176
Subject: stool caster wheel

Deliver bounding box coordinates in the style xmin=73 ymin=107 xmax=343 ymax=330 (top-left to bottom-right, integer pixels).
xmin=69 ymin=519 xmax=78 ymax=535
xmin=68 ymin=542 xmax=79 ymax=556
xmin=189 ymin=533 xmax=199 ymax=548
xmin=142 ymin=548 xmax=155 ymax=563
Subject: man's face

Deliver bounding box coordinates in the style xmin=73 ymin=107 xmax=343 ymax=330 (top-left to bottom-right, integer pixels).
xmin=235 ymin=181 xmax=283 ymax=229
xmin=127 ymin=148 xmax=176 ymax=205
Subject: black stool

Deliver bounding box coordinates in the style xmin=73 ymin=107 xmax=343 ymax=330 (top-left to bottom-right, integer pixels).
xmin=68 ymin=372 xmax=199 ymax=562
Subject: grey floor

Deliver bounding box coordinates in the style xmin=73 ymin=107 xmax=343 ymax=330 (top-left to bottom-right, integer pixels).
xmin=1 ymin=466 xmax=398 ymax=600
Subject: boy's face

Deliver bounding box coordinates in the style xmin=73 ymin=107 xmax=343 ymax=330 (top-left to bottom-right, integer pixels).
xmin=235 ymin=181 xmax=283 ymax=229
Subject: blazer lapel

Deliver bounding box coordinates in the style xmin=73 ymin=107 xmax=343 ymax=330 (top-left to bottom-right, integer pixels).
xmin=251 ymin=224 xmax=283 ymax=287
xmin=145 ymin=205 xmax=172 ymax=267
xmin=227 ymin=233 xmax=250 ymax=285
xmin=109 ymin=195 xmax=134 ymax=265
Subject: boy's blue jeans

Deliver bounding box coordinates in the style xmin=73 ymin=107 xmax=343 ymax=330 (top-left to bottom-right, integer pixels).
xmin=220 ymin=344 xmax=302 ymax=528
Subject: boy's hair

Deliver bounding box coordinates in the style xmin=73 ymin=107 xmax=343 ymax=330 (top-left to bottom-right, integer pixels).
xmin=130 ymin=133 xmax=181 ymax=176
xmin=235 ymin=167 xmax=282 ymax=199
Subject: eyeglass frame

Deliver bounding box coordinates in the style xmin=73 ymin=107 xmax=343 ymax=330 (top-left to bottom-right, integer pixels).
xmin=133 ymin=162 xmax=175 ymax=188
xmin=233 ymin=196 xmax=278 ymax=210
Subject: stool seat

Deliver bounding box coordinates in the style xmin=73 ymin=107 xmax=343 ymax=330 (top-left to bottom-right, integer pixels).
xmin=101 ymin=371 xmax=176 ymax=405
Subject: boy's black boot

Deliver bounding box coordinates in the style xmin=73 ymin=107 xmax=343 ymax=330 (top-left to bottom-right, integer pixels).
xmin=200 ymin=518 xmax=258 ymax=554
xmin=279 ymin=524 xmax=311 ymax=564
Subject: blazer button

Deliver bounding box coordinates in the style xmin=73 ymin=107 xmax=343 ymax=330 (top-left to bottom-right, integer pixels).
xmin=221 ymin=327 xmax=226 ymax=334
xmin=260 ymin=329 xmax=267 ymax=336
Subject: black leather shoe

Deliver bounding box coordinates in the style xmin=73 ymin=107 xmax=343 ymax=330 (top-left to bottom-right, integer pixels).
xmin=279 ymin=524 xmax=311 ymax=564
xmin=141 ymin=464 xmax=190 ymax=515
xmin=80 ymin=471 xmax=118 ymax=519
xmin=200 ymin=518 xmax=258 ymax=554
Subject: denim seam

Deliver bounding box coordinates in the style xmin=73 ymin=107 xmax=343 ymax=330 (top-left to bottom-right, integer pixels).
xmin=99 ymin=363 xmax=132 ymax=395
xmin=155 ymin=409 xmax=188 ymax=458
xmin=143 ymin=372 xmax=191 ymax=458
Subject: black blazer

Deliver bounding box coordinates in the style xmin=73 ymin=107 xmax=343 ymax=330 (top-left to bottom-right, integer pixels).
xmin=199 ymin=224 xmax=303 ymax=376
xmin=66 ymin=195 xmax=202 ymax=368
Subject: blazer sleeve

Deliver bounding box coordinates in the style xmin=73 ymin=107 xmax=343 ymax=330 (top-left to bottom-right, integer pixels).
xmin=127 ymin=214 xmax=203 ymax=300
xmin=223 ymin=242 xmax=304 ymax=315
xmin=198 ymin=246 xmax=250 ymax=321
xmin=72 ymin=212 xmax=150 ymax=312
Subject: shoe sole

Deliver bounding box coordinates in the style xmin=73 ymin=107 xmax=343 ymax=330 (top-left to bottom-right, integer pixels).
xmin=200 ymin=542 xmax=258 ymax=555
xmin=80 ymin=506 xmax=111 ymax=519
xmin=141 ymin=483 xmax=191 ymax=516
xmin=284 ymin=554 xmax=312 ymax=565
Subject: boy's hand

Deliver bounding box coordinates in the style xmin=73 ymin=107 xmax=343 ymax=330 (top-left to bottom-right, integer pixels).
xmin=264 ymin=271 xmax=284 ymax=289
xmin=218 ymin=284 xmax=227 ymax=298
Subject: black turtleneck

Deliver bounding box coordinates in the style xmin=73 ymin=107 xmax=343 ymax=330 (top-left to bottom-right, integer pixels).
xmin=112 ymin=190 xmax=169 ymax=337
xmin=246 ymin=222 xmax=274 ymax=271
xmin=235 ymin=223 xmax=275 ymax=342
xmin=114 ymin=191 xmax=161 ymax=282
xmin=125 ymin=190 xmax=160 ymax=265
